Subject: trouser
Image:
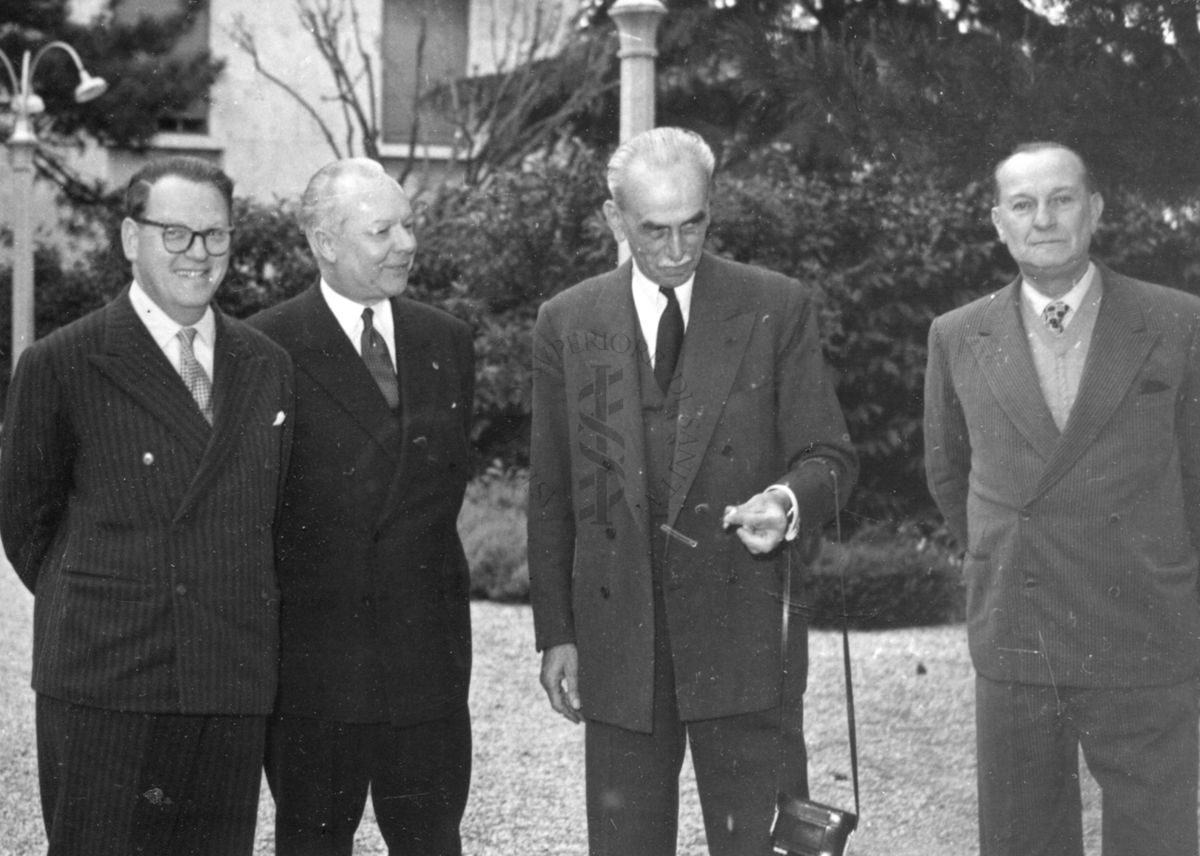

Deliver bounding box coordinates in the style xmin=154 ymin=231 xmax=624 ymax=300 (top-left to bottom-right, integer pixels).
xmin=976 ymin=674 xmax=1199 ymax=856
xmin=584 ymin=578 xmax=807 ymax=856
xmin=36 ymin=694 xmax=265 ymax=856
xmin=265 ymin=706 xmax=472 ymax=856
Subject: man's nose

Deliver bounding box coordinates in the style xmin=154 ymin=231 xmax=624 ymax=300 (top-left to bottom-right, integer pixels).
xmin=667 ymin=230 xmax=686 ymax=260
xmin=394 ymin=227 xmax=417 ymax=254
xmin=1033 ymin=202 xmax=1056 ymax=228
xmin=184 ymin=234 xmax=210 ymax=259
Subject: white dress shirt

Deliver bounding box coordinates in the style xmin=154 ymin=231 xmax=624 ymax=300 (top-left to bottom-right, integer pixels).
xmin=320 ymin=280 xmax=397 ymax=372
xmin=128 ymin=279 xmax=215 ymax=379
xmin=630 ymin=262 xmax=694 ymax=368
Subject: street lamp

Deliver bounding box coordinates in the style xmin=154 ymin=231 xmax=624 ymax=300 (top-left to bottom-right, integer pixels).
xmin=0 ymin=42 xmax=107 ymax=375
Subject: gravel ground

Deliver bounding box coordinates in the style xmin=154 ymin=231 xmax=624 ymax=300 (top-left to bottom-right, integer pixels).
xmin=1 ymin=566 xmax=1112 ymax=855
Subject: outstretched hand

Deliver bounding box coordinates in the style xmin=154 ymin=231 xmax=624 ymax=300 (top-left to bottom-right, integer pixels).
xmin=722 ymin=491 xmax=791 ymax=555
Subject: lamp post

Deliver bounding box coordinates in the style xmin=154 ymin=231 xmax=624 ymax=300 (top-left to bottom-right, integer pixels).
xmin=609 ymin=0 xmax=666 ymax=264
xmin=0 ymin=42 xmax=107 ymax=375
xmin=610 ymin=0 xmax=667 ymax=143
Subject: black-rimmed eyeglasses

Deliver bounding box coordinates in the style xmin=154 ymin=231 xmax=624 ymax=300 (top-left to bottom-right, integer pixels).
xmin=133 ymin=217 xmax=234 ymax=256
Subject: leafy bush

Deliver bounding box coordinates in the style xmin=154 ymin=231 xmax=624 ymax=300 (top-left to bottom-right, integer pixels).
xmin=802 ymin=523 xmax=964 ymax=630
xmin=11 ymin=152 xmax=1200 ymax=531
xmin=459 ymin=468 xmax=529 ymax=602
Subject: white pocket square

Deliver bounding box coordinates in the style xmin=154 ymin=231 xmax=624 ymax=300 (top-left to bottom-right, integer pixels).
xmin=273 ymin=410 xmax=286 ymax=427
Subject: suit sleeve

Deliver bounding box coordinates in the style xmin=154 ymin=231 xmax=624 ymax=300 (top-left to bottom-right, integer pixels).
xmin=923 ymin=316 xmax=971 ymax=547
xmin=527 ymin=303 xmax=577 ymax=651
xmin=459 ymin=323 xmax=476 ymax=446
xmin=773 ymin=284 xmax=859 ymax=534
xmin=1176 ymin=304 xmax=1200 ymax=556
xmin=0 ymin=347 xmax=75 ymax=593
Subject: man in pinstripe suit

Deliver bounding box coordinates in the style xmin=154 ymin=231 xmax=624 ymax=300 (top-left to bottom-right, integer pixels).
xmin=925 ymin=142 xmax=1200 ymax=856
xmin=0 ymin=156 xmax=293 ymax=856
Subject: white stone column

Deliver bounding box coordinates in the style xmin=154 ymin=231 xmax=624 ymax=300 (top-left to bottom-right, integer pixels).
xmin=609 ymin=0 xmax=667 ymax=263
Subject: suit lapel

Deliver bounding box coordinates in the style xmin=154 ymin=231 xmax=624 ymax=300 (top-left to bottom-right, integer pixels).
xmin=175 ymin=312 xmax=270 ymax=520
xmin=1033 ymin=268 xmax=1155 ymax=498
xmin=968 ymin=280 xmax=1061 ymax=462
xmin=374 ymin=296 xmax=445 ymax=530
xmin=291 ymin=284 xmax=403 ymax=461
xmin=668 ymin=255 xmax=755 ymax=525
xmin=585 ymin=266 xmax=651 ymax=543
xmin=88 ymin=291 xmax=272 ymax=522
xmin=89 ymin=289 xmax=212 ymax=460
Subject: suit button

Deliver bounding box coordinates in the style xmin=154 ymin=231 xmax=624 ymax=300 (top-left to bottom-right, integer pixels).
xmin=1024 ymin=578 xmax=1038 ymax=588
xmin=1109 ymin=513 xmax=1121 ymax=524
xmin=599 ymin=586 xmax=610 ymax=599
xmin=605 ymin=527 xmax=616 ymax=540
xmin=174 ymin=584 xmax=187 ymax=596
xmin=142 ymin=452 xmax=154 ymax=466
xmin=362 ymin=595 xmax=373 ymax=607
xmin=1019 ymin=511 xmax=1032 ymax=521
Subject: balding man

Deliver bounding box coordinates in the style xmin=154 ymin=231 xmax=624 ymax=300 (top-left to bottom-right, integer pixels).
xmin=249 ymin=158 xmax=475 ymax=855
xmin=925 ymin=142 xmax=1200 ymax=856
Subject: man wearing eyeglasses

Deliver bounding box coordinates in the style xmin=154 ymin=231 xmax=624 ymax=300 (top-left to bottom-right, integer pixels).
xmin=0 ymin=155 xmax=294 ymax=856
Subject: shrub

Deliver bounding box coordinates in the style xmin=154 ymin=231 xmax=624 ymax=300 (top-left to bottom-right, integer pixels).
xmin=459 ymin=468 xmax=530 ymax=602
xmin=802 ymin=523 xmax=964 ymax=630
xmin=12 ymin=153 xmax=1200 ymax=530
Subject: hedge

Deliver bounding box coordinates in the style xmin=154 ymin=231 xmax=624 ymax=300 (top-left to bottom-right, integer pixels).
xmin=6 ymin=148 xmax=1200 ymax=531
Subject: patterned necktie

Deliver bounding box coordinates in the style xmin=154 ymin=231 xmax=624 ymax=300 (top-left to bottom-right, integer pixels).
xmin=1042 ymin=300 xmax=1070 ymax=334
xmin=361 ymin=307 xmax=400 ymax=410
xmin=177 ymin=327 xmax=213 ymax=425
xmin=654 ymin=286 xmax=684 ymax=394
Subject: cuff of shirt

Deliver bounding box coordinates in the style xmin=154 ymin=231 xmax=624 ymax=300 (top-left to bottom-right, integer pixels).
xmin=765 ymin=484 xmax=800 ymax=541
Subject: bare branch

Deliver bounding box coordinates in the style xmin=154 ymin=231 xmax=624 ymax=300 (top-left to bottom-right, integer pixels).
xmin=225 ymin=12 xmax=344 ymax=158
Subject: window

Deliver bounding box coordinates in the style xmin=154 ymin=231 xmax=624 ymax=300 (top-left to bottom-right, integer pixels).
xmin=381 ymin=0 xmax=469 ymax=147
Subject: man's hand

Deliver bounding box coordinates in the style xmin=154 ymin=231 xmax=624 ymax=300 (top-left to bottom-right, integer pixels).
xmin=722 ymin=490 xmax=791 ymax=554
xmin=540 ymin=643 xmax=582 ymax=724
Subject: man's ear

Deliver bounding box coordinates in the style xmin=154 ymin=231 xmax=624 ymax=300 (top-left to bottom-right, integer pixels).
xmin=120 ymin=218 xmax=139 ymax=263
xmin=990 ymin=206 xmax=1004 ymax=241
xmin=309 ymin=227 xmax=338 ymax=263
xmin=1089 ymin=192 xmax=1104 ymax=229
xmin=602 ymin=200 xmax=628 ymax=244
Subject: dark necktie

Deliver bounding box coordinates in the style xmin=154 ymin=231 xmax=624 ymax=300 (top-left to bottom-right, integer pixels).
xmin=1042 ymin=300 xmax=1070 ymax=334
xmin=361 ymin=307 xmax=399 ymax=410
xmin=654 ymin=286 xmax=684 ymax=394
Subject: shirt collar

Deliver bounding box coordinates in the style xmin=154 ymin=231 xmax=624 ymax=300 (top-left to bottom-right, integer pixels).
xmin=630 ymin=261 xmax=694 ymax=327
xmin=128 ymin=279 xmax=215 ymax=349
xmin=1022 ymin=261 xmax=1097 ymax=317
xmin=319 ymin=279 xmax=395 ymax=343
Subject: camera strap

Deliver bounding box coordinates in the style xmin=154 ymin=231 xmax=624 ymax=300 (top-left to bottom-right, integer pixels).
xmin=780 ymin=469 xmax=860 ymax=817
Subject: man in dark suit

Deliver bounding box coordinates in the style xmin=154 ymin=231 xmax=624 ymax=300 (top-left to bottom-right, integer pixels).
xmin=528 ymin=127 xmax=858 ymax=856
xmin=924 ymin=142 xmax=1200 ymax=856
xmin=249 ymin=158 xmax=474 ymax=856
xmin=0 ymin=155 xmax=293 ymax=856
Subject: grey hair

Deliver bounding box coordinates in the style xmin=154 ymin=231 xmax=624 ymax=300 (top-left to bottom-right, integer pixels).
xmin=992 ymin=141 xmax=1095 ymax=202
xmin=299 ymin=158 xmax=394 ymax=236
xmin=606 ymin=127 xmax=716 ymax=209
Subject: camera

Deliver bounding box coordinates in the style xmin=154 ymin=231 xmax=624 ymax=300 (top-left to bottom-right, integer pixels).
xmin=770 ymin=792 xmax=857 ymax=856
